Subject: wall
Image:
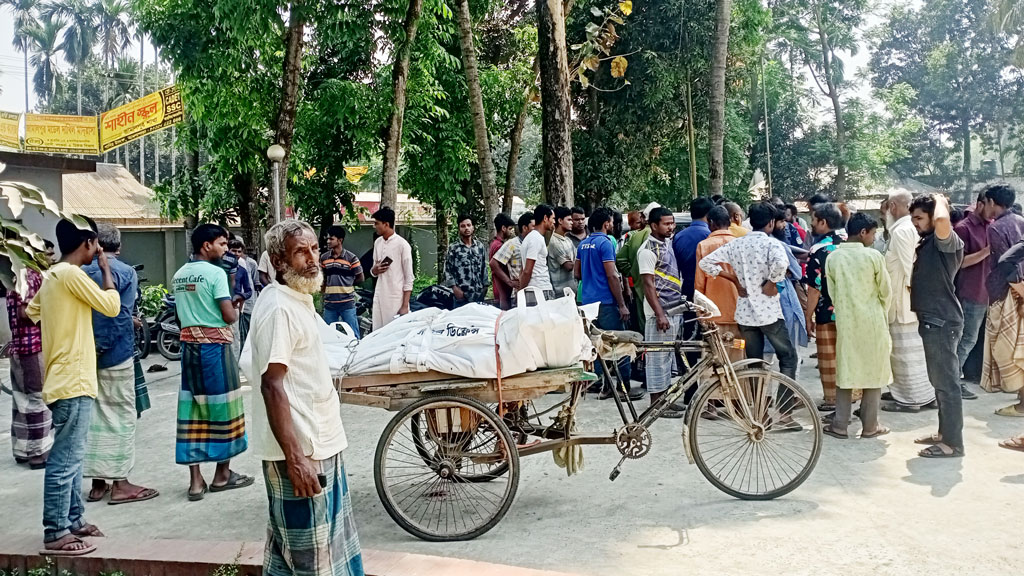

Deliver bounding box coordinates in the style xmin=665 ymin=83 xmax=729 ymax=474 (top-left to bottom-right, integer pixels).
xmin=344 ymin=224 xmax=439 ymax=277
xmin=118 ymin=228 xmax=189 ymax=288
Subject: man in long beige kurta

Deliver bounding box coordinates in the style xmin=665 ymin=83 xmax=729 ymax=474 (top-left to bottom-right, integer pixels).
xmin=370 ymin=208 xmax=414 ymax=330
xmin=883 ymin=191 xmax=937 ymax=411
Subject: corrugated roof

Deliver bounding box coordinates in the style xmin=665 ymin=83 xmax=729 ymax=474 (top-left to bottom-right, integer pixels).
xmin=62 ymin=163 xmax=181 ymax=226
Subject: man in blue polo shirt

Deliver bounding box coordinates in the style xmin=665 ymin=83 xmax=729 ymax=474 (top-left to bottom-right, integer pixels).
xmin=576 ymin=207 xmax=644 ymax=401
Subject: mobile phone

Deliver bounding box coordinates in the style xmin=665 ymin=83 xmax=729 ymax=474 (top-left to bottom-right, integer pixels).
xmin=380 ymin=256 xmax=393 ymax=267
xmin=317 ymin=473 xmax=327 ymax=489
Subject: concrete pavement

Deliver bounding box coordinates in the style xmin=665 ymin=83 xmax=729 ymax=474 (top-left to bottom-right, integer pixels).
xmin=0 ymin=352 xmax=1022 ymax=575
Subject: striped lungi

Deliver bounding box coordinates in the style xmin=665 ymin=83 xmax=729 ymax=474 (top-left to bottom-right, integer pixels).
xmin=888 ymin=322 xmax=936 ymax=406
xmin=644 ymin=315 xmax=682 ymax=394
xmin=175 ymin=341 xmax=248 ymax=465
xmin=263 ymin=453 xmax=364 ymax=576
xmin=84 ymin=359 xmax=137 ymax=480
xmin=981 ymin=295 xmax=1024 ymax=393
xmin=9 ymin=352 xmax=52 ymax=461
xmin=134 ymin=349 xmax=151 ymax=417
xmin=816 ymin=322 xmax=838 ymax=403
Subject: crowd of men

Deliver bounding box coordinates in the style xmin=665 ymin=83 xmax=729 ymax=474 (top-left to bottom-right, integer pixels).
xmin=14 ymin=182 xmax=1024 ymax=573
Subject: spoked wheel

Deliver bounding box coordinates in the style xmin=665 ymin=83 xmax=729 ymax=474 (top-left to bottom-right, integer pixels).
xmin=374 ymin=395 xmax=520 ymax=541
xmin=687 ymin=368 xmax=822 ymax=500
xmin=408 ymin=404 xmax=527 ymax=483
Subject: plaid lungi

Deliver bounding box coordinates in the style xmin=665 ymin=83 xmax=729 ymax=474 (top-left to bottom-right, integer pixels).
xmin=889 ymin=322 xmax=936 ymax=406
xmin=981 ymin=296 xmax=1024 ymax=393
xmin=263 ymin=453 xmax=364 ymax=576
xmin=644 ymin=315 xmax=682 ymax=394
xmin=84 ymin=359 xmax=137 ymax=479
xmin=816 ymin=322 xmax=838 ymax=403
xmin=175 ymin=341 xmax=248 ymax=465
xmin=9 ymin=352 xmax=52 ymax=460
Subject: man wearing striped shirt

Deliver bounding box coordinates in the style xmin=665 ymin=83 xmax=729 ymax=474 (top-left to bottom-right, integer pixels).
xmin=320 ymin=226 xmax=365 ymax=337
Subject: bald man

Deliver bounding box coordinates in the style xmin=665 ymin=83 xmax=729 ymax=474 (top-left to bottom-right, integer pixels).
xmin=724 ymin=203 xmax=748 ymax=238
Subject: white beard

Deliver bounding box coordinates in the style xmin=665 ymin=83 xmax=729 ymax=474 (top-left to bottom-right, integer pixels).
xmin=283 ymin=269 xmax=323 ymax=295
xmin=885 ymin=212 xmax=897 ymax=230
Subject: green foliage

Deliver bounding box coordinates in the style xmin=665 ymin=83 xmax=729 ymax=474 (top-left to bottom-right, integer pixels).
xmin=140 ymin=283 xmax=167 ymax=317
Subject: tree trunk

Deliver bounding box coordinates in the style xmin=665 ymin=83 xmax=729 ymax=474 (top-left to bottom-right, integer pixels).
xmin=455 ymin=0 xmax=500 ymax=226
xmin=435 ymin=198 xmax=449 ymax=283
xmin=272 ymin=0 xmax=307 ymax=222
xmin=235 ymin=172 xmax=259 ymax=250
xmin=505 ymin=58 xmax=539 ymax=214
xmin=707 ymin=0 xmax=732 ymax=198
xmin=139 ymin=40 xmax=146 ymax=185
xmin=77 ymin=63 xmax=82 ymax=116
xmin=685 ymin=72 xmax=698 ymax=199
xmin=537 ymin=0 xmax=574 ymax=207
xmin=23 ymin=49 xmax=29 ymax=113
xmin=381 ymin=0 xmax=425 ymax=211
xmin=814 ymin=8 xmax=845 ymax=198
xmin=963 ymin=120 xmax=973 ymax=202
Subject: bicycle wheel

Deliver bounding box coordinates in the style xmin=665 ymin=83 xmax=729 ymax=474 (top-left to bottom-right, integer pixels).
xmin=687 ymin=368 xmax=821 ymax=500
xmin=374 ymin=395 xmax=520 ymax=541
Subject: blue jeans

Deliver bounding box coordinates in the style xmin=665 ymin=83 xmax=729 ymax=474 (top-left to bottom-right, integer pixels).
xmin=43 ymin=396 xmax=93 ymax=543
xmin=957 ymin=300 xmax=987 ymax=374
xmin=595 ymin=302 xmax=632 ymax=390
xmin=323 ymin=306 xmax=360 ymax=339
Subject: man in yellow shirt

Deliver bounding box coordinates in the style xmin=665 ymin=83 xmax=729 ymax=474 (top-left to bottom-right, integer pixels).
xmin=28 ymin=217 xmax=120 ymax=556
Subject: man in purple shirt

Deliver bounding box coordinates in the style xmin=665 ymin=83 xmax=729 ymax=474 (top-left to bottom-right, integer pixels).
xmin=982 ymin=183 xmax=1024 ymax=399
xmin=953 ymin=191 xmax=989 ymax=400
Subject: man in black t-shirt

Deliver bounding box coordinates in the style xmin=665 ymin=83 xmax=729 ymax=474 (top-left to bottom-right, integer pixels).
xmin=909 ymin=194 xmax=965 ymax=459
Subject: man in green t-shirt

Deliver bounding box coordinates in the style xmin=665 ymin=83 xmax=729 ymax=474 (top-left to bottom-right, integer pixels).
xmin=171 ymin=224 xmax=253 ymax=501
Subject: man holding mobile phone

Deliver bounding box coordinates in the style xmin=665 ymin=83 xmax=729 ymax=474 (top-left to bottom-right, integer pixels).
xmin=370 ymin=207 xmax=414 ymax=330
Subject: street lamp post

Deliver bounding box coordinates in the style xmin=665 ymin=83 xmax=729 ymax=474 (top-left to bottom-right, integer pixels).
xmin=266 ymin=144 xmax=286 ymax=223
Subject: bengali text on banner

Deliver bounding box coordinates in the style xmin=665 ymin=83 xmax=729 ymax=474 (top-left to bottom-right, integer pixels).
xmin=100 ymin=85 xmax=184 ymax=153
xmin=0 ymin=111 xmax=20 ymax=150
xmin=24 ymin=114 xmax=99 ymax=154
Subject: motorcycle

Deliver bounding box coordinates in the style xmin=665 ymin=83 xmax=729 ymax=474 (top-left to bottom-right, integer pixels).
xmin=154 ymin=294 xmax=181 ymax=361
xmin=132 ymin=264 xmax=151 ymax=359
xmin=353 ymin=284 xmax=455 ymax=336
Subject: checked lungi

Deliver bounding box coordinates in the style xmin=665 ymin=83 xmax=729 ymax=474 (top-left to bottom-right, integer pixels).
xmin=889 ymin=322 xmax=936 ymax=406
xmin=816 ymin=322 xmax=838 ymax=403
xmin=981 ymin=295 xmax=1024 ymax=393
xmin=9 ymin=352 xmax=52 ymax=461
xmin=263 ymin=453 xmax=364 ymax=576
xmin=175 ymin=332 xmax=248 ymax=465
xmin=134 ymin=349 xmax=151 ymax=417
xmin=84 ymin=359 xmax=137 ymax=480
xmin=644 ymin=315 xmax=682 ymax=394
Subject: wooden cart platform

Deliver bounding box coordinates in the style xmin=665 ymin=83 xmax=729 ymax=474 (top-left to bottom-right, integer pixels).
xmin=335 ymin=365 xmax=590 ymax=411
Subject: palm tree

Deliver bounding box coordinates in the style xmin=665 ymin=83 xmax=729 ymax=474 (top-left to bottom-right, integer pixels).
xmin=42 ymin=0 xmax=97 ymax=115
xmin=1 ymin=0 xmax=40 ymax=112
xmin=27 ymin=15 xmax=65 ymax=106
xmin=96 ymin=0 xmax=130 ymax=69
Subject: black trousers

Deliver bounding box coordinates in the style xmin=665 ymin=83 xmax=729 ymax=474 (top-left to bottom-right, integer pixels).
xmin=919 ymin=320 xmax=965 ymax=451
xmin=739 ymin=319 xmax=798 ymax=380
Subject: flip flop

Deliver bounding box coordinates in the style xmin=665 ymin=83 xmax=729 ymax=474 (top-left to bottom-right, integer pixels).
xmin=998 ymin=437 xmax=1024 ymax=453
xmin=187 ymin=484 xmax=208 ymax=502
xmin=817 ymin=402 xmax=835 ymax=412
xmin=919 ymin=444 xmax=964 ymax=458
xmin=209 ymin=472 xmax=255 ymax=493
xmin=40 ymin=536 xmax=96 ymax=557
xmin=823 ymin=426 xmax=848 ymax=440
xmin=861 ymin=426 xmax=891 ymax=439
xmin=86 ymin=486 xmax=110 ymax=503
xmin=72 ymin=524 xmax=104 ymax=538
xmin=109 ymin=487 xmax=160 ymax=506
xmin=915 ymin=434 xmax=942 ymax=445
xmin=995 ymin=405 xmax=1024 ymax=417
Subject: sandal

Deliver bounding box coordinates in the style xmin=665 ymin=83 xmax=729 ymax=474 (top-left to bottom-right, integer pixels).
xmin=817 ymin=401 xmax=835 ymax=412
xmin=40 ymin=535 xmax=96 ymax=557
xmin=210 ymin=471 xmax=255 ymax=493
xmin=861 ymin=426 xmax=891 ymax=439
xmin=995 ymin=405 xmax=1024 ymax=417
xmin=918 ymin=444 xmax=964 ymax=458
xmin=109 ymin=487 xmax=160 ymax=506
xmin=86 ymin=486 xmax=110 ymax=503
xmin=881 ymin=402 xmax=921 ymax=413
xmin=188 ymin=483 xmax=208 ymax=502
xmin=998 ymin=436 xmax=1024 ymax=453
xmin=823 ymin=426 xmax=848 ymax=439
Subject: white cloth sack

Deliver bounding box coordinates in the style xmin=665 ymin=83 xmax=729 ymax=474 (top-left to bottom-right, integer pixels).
xmin=240 ymin=312 xmax=358 ymax=383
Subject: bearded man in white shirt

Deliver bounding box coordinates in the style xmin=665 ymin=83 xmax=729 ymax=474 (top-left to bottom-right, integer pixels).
xmin=250 ymin=220 xmax=364 ymax=576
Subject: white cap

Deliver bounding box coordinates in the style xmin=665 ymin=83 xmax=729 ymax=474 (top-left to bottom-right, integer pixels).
xmin=642 ymin=202 xmax=662 ymax=219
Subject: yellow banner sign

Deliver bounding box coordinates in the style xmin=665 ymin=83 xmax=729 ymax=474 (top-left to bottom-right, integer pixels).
xmin=100 ymin=85 xmax=184 ymax=153
xmin=344 ymin=166 xmax=369 ymax=184
xmin=0 ymin=111 xmax=20 ymax=150
xmin=24 ymin=114 xmax=98 ymax=154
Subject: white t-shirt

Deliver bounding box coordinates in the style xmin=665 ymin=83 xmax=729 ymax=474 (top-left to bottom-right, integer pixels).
xmin=257 ymin=251 xmax=277 ymax=285
xmin=637 ymin=246 xmax=658 ymax=319
xmin=248 ymin=283 xmax=347 ymax=461
xmin=520 ymin=230 xmax=553 ymax=290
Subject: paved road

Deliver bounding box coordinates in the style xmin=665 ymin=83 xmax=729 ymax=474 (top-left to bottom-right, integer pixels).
xmin=1 ymin=352 xmax=1021 ymax=575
